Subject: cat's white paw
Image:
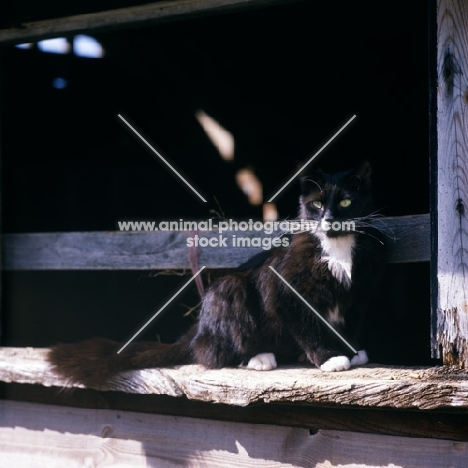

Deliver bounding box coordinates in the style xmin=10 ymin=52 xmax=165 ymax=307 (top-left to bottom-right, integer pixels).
xmin=247 ymin=353 xmax=277 ymax=371
xmin=350 ymin=350 xmax=369 ymax=366
xmin=320 ymin=355 xmax=351 ymax=372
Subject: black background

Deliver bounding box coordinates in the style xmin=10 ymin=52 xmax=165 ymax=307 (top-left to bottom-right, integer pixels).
xmin=1 ymin=0 xmax=434 ymax=365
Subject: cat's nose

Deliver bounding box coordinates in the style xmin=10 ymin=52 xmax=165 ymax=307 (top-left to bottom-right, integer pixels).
xmin=323 ymin=209 xmax=334 ymax=222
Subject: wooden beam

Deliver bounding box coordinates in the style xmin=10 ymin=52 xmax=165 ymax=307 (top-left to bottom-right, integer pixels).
xmin=4 ymin=383 xmax=468 ymax=442
xmin=0 ymin=347 xmax=467 ymax=411
xmin=377 ymin=214 xmax=430 ymax=263
xmin=1 ymin=400 xmax=466 ymax=468
xmin=2 ymin=215 xmax=430 ymax=270
xmin=0 ymin=0 xmax=301 ymax=45
xmin=434 ymin=0 xmax=468 ymax=366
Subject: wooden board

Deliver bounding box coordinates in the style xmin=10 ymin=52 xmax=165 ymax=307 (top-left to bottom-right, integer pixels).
xmin=0 ymin=347 xmax=467 ymax=411
xmin=0 ymin=400 xmax=467 ymax=468
xmin=434 ymin=0 xmax=468 ymax=366
xmin=2 ymin=215 xmax=430 ymax=270
xmin=0 ymin=0 xmax=302 ymax=45
xmin=4 ymin=382 xmax=468 ymax=442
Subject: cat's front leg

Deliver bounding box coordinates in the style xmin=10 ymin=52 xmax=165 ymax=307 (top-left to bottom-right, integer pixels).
xmin=293 ymin=318 xmax=368 ymax=371
xmin=295 ymin=333 xmax=352 ymax=370
xmin=320 ymin=355 xmax=351 ymax=372
xmin=245 ymin=352 xmax=277 ymax=371
xmin=293 ymin=334 xmax=360 ymax=372
xmin=350 ymin=349 xmax=369 ymax=366
xmin=288 ymin=324 xmax=353 ymax=372
xmin=320 ymin=349 xmax=369 ymax=372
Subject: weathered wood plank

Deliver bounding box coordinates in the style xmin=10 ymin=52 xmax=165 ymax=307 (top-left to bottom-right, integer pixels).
xmin=4 ymin=382 xmax=468 ymax=442
xmin=0 ymin=400 xmax=466 ymax=468
xmin=0 ymin=0 xmax=302 ymax=45
xmin=0 ymin=347 xmax=467 ymax=411
xmin=434 ymin=0 xmax=468 ymax=366
xmin=2 ymin=215 xmax=429 ymax=270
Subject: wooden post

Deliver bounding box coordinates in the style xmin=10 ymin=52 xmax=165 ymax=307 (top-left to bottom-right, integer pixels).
xmin=433 ymin=0 xmax=468 ymax=366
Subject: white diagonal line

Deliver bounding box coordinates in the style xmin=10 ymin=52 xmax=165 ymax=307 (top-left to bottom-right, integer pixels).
xmin=267 ymin=115 xmax=357 ymax=202
xmin=268 ymin=266 xmax=357 ymax=354
xmin=118 ymin=114 xmax=207 ymax=202
xmin=117 ymin=266 xmax=206 ymax=354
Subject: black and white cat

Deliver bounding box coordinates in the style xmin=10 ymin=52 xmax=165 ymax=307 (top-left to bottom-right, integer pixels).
xmin=49 ymin=161 xmax=385 ymax=387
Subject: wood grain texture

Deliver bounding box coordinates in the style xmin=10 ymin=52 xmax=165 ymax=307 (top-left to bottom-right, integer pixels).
xmin=4 ymin=382 xmax=468 ymax=442
xmin=0 ymin=0 xmax=302 ymax=44
xmin=2 ymin=215 xmax=429 ymax=270
xmin=0 ymin=347 xmax=467 ymax=411
xmin=1 ymin=400 xmax=467 ymax=468
xmin=435 ymin=0 xmax=468 ymax=366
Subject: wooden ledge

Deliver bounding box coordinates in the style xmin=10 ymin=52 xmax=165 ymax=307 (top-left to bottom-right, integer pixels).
xmin=1 ymin=347 xmax=467 ymax=411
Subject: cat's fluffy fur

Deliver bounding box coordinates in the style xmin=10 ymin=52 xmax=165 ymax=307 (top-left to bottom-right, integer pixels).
xmin=49 ymin=161 xmax=385 ymax=387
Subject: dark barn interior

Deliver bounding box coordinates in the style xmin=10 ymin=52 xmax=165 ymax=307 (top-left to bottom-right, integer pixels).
xmin=1 ymin=0 xmax=434 ymax=365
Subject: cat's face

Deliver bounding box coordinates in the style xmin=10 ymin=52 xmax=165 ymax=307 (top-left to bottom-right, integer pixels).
xmin=299 ymin=161 xmax=375 ymax=238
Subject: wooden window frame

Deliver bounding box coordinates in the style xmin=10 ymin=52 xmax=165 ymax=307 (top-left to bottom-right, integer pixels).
xmin=0 ymin=0 xmax=465 ymax=366
xmin=0 ymin=0 xmax=466 ymax=449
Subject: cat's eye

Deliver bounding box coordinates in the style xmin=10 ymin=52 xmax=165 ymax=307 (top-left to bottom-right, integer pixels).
xmin=312 ymin=201 xmax=323 ymax=209
xmin=340 ymin=198 xmax=352 ymax=208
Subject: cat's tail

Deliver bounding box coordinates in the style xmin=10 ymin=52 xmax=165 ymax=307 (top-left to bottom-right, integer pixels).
xmin=48 ymin=327 xmax=195 ymax=388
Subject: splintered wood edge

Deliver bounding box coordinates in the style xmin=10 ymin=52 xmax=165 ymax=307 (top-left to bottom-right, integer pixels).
xmin=0 ymin=347 xmax=467 ymax=410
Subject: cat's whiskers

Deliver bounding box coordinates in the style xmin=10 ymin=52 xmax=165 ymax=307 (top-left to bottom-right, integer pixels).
xmin=350 ymin=209 xmax=396 ymax=242
xmin=353 ymin=220 xmax=395 ymax=241
xmin=361 ymin=207 xmax=388 ymax=218
xmin=301 ymin=178 xmax=323 ymax=192
xmin=352 ymin=228 xmax=386 ymax=245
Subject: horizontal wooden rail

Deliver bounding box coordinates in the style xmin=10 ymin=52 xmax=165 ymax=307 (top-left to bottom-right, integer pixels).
xmin=2 ymin=215 xmax=429 ymax=270
xmin=0 ymin=0 xmax=301 ymax=45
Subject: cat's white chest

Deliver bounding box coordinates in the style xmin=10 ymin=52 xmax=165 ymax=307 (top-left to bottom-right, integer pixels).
xmin=319 ymin=234 xmax=355 ymax=288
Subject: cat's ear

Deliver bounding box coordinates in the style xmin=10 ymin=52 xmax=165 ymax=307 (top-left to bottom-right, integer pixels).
xmin=348 ymin=161 xmax=372 ymax=190
xmin=300 ymin=171 xmax=324 ymax=195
